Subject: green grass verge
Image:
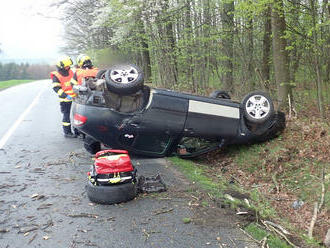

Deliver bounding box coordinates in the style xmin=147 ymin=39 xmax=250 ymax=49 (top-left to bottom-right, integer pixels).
xmin=0 ymin=80 xmax=34 ymax=90
xmin=168 ymin=157 xmax=227 ymax=198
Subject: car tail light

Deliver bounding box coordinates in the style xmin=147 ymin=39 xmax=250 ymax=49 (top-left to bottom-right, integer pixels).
xmin=74 ymin=114 xmax=87 ymax=126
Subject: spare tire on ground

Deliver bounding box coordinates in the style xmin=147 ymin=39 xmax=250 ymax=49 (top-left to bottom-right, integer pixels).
xmin=86 ymin=181 xmax=137 ymax=205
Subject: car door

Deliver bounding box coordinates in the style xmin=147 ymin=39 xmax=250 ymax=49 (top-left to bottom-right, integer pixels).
xmin=117 ymin=89 xmax=189 ymax=156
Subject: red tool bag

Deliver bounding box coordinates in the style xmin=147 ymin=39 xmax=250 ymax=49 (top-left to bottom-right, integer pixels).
xmin=88 ymin=149 xmax=136 ymax=186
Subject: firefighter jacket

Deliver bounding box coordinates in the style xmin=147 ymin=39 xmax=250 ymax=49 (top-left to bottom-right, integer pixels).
xmin=50 ymin=70 xmax=76 ymax=102
xmin=71 ymin=67 xmax=98 ymax=85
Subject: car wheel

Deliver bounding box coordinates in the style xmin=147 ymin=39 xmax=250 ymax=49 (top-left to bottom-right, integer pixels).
xmin=84 ymin=136 xmax=101 ymax=154
xmin=242 ymin=91 xmax=274 ymax=124
xmin=253 ymin=111 xmax=286 ymax=142
xmin=86 ymin=181 xmax=137 ymax=204
xmin=96 ymin=69 xmax=107 ymax=79
xmin=105 ymin=64 xmax=144 ymax=95
xmin=209 ymin=90 xmax=231 ymax=99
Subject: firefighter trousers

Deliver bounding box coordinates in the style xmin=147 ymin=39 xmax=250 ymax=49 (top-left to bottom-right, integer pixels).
xmin=60 ymin=101 xmax=72 ymax=134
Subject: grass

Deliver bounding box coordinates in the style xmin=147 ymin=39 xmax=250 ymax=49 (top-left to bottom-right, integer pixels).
xmin=0 ymin=80 xmax=34 ymax=90
xmin=168 ymin=157 xmax=226 ymax=198
xmin=245 ymin=223 xmax=291 ymax=248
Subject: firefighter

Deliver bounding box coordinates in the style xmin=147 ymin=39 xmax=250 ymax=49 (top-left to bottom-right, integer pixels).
xmin=71 ymin=54 xmax=98 ymax=86
xmin=50 ymin=55 xmax=77 ymax=138
xmin=70 ymin=54 xmax=98 ymax=138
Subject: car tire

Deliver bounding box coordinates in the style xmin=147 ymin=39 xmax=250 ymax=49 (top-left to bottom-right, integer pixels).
xmin=86 ymin=181 xmax=137 ymax=204
xmin=253 ymin=111 xmax=286 ymax=142
xmin=105 ymin=64 xmax=144 ymax=95
xmin=96 ymin=69 xmax=107 ymax=79
xmin=209 ymin=90 xmax=231 ymax=99
xmin=84 ymin=136 xmax=101 ymax=154
xmin=242 ymin=91 xmax=274 ymax=124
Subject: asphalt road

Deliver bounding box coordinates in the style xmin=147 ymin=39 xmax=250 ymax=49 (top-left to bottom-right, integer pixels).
xmin=0 ymin=80 xmax=258 ymax=248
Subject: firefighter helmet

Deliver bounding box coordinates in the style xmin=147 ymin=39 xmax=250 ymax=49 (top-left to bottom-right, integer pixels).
xmin=77 ymin=54 xmax=93 ymax=68
xmin=56 ymin=56 xmax=73 ymax=70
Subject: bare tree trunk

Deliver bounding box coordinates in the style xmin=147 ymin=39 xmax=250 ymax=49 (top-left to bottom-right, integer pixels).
xmin=262 ymin=6 xmax=271 ymax=86
xmin=271 ymin=0 xmax=290 ymax=111
xmin=221 ymin=0 xmax=234 ymax=93
xmin=310 ymin=0 xmax=324 ymax=118
xmin=163 ymin=0 xmax=177 ymax=87
xmin=322 ymin=0 xmax=330 ymax=108
xmin=137 ymin=13 xmax=151 ymax=83
xmin=247 ymin=16 xmax=254 ymax=90
xmin=141 ymin=39 xmax=152 ymax=83
xmin=185 ymin=0 xmax=193 ymax=90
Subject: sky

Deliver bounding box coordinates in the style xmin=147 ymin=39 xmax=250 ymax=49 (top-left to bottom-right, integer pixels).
xmin=0 ymin=0 xmax=65 ymax=63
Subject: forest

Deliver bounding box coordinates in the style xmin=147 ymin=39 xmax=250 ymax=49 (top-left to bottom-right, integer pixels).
xmin=0 ymin=63 xmax=54 ymax=81
xmin=58 ymin=0 xmax=329 ymax=119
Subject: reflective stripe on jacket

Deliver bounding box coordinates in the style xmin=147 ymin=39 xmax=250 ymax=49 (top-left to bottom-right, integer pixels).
xmin=76 ymin=67 xmax=98 ymax=85
xmin=50 ymin=70 xmax=76 ymax=100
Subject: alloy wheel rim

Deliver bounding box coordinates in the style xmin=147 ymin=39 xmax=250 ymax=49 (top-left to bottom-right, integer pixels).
xmin=245 ymin=95 xmax=270 ymax=119
xmin=110 ymin=67 xmax=138 ymax=84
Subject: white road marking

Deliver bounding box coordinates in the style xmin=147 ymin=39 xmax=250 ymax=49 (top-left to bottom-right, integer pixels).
xmin=0 ymin=85 xmax=46 ymax=149
xmin=188 ymin=100 xmax=240 ymax=119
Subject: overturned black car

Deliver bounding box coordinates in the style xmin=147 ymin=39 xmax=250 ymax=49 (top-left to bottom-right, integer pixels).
xmin=71 ymin=64 xmax=285 ymax=158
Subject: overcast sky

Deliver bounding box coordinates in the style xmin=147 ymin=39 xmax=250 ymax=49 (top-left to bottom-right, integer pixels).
xmin=0 ymin=0 xmax=64 ymax=62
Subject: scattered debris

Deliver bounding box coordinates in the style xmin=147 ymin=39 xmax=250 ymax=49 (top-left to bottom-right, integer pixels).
xmin=41 ymin=219 xmax=54 ymax=230
xmin=236 ymin=211 xmax=248 ymax=215
xmin=224 ymin=194 xmax=235 ymax=202
xmin=263 ymin=221 xmax=290 ymax=235
xmin=37 ymin=203 xmax=53 ymax=210
xmin=18 ymin=227 xmax=38 ymax=234
xmin=291 ymin=200 xmax=304 ymax=210
xmin=31 ymin=194 xmax=45 ymax=200
xmin=67 ymin=213 xmax=99 ymax=218
xmin=28 ymin=233 xmax=37 ymax=244
xmin=137 ymin=174 xmax=167 ymax=194
xmin=152 ymin=207 xmax=174 ymax=216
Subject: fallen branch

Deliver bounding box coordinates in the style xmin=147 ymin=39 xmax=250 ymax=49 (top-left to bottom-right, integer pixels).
xmin=18 ymin=227 xmax=39 ymax=233
xmin=67 ymin=213 xmax=98 ymax=218
xmin=318 ymin=165 xmax=325 ymax=212
xmin=152 ymin=208 xmax=174 ymax=215
xmin=263 ymin=221 xmax=290 ymax=235
xmin=271 ymin=174 xmax=280 ymax=194
xmin=142 ymin=229 xmax=150 ymax=241
xmin=308 ymin=202 xmax=318 ymax=239
xmin=262 ymin=221 xmax=298 ymax=248
xmin=261 ymin=235 xmax=269 ymax=248
xmin=28 ymin=233 xmax=37 ymax=244
xmin=239 ymin=228 xmax=261 ymax=245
